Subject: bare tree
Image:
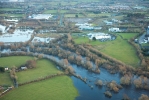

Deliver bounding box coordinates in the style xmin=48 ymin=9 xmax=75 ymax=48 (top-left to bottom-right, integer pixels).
xmin=138 ymin=94 xmax=149 ymax=100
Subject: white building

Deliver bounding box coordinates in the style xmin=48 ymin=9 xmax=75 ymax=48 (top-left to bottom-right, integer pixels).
xmin=103 ymin=20 xmax=113 ymax=25
xmin=79 ymin=25 xmax=94 ymax=30
xmin=87 ymin=33 xmax=111 ymax=40
xmin=32 ymin=37 xmax=55 ymax=43
xmin=29 ymin=14 xmax=53 ymax=20
xmin=109 ymin=28 xmax=121 ymax=32
xmin=75 ymin=23 xmax=94 ymax=30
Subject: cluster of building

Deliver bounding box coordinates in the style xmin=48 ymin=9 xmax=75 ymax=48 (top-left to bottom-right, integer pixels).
xmin=144 ymin=26 xmax=149 ymax=43
xmin=0 ymin=13 xmax=56 ymax=43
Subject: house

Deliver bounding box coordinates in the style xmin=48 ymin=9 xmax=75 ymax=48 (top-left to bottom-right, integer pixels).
xmin=29 ymin=14 xmax=53 ymax=20
xmin=109 ymin=28 xmax=121 ymax=32
xmin=87 ymin=33 xmax=111 ymax=40
xmin=75 ymin=23 xmax=94 ymax=30
xmin=79 ymin=25 xmax=94 ymax=30
xmin=21 ymin=66 xmax=27 ymax=70
xmin=5 ymin=67 xmax=9 ymax=71
xmin=103 ymin=20 xmax=113 ymax=25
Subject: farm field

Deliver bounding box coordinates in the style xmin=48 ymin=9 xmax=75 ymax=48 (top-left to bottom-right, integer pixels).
xmin=65 ymin=14 xmax=85 ymax=18
xmin=72 ymin=33 xmax=140 ymax=66
xmin=1 ymin=76 xmax=78 ymax=100
xmin=17 ymin=59 xmax=62 ymax=83
xmin=0 ymin=73 xmax=12 ymax=86
xmin=0 ymin=56 xmax=33 ymax=68
xmin=0 ymin=56 xmax=78 ymax=100
xmin=117 ymin=33 xmax=138 ymax=39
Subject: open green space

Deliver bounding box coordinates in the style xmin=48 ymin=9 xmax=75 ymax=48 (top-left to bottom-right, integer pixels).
xmin=0 ymin=73 xmax=12 ymax=86
xmin=117 ymin=33 xmax=138 ymax=39
xmin=0 ymin=56 xmax=78 ymax=100
xmin=17 ymin=59 xmax=61 ymax=83
xmin=65 ymin=14 xmax=85 ymax=18
xmin=0 ymin=56 xmax=33 ymax=68
xmin=72 ymin=33 xmax=140 ymax=66
xmin=0 ymin=56 xmax=33 ymax=85
xmin=1 ymin=76 xmax=78 ymax=100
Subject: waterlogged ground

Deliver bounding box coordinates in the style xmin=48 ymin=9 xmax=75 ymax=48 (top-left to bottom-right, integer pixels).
xmin=71 ymin=65 xmax=149 ymax=100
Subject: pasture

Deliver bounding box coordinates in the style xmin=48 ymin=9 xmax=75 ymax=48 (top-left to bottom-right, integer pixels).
xmin=1 ymin=76 xmax=78 ymax=100
xmin=72 ymin=33 xmax=140 ymax=66
xmin=0 ymin=56 xmax=78 ymax=100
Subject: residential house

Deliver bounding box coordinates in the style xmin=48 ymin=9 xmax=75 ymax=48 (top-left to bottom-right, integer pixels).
xmin=87 ymin=33 xmax=111 ymax=40
xmin=109 ymin=28 xmax=121 ymax=32
xmin=75 ymin=23 xmax=94 ymax=30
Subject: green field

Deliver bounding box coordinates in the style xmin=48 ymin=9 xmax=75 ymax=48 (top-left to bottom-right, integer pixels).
xmin=0 ymin=56 xmax=33 ymax=68
xmin=65 ymin=14 xmax=85 ymax=18
xmin=117 ymin=33 xmax=138 ymax=39
xmin=0 ymin=73 xmax=12 ymax=86
xmin=73 ymin=33 xmax=140 ymax=66
xmin=0 ymin=56 xmax=78 ymax=100
xmin=1 ymin=76 xmax=78 ymax=100
xmin=17 ymin=59 xmax=61 ymax=83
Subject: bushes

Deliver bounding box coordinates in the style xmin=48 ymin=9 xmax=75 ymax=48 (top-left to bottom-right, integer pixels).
xmin=120 ymin=74 xmax=131 ymax=85
xmin=95 ymin=80 xmax=103 ymax=86
xmin=138 ymin=94 xmax=149 ymax=100
xmin=26 ymin=60 xmax=37 ymax=69
xmin=133 ymin=76 xmax=149 ymax=90
xmin=107 ymin=81 xmax=122 ymax=92
xmin=0 ymin=67 xmax=5 ymax=72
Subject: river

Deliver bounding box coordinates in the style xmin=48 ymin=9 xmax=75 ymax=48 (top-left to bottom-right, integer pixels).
xmin=1 ymin=49 xmax=149 ymax=100
xmin=70 ymin=64 xmax=149 ymax=100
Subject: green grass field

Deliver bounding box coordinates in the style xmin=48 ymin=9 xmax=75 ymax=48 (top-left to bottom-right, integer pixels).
xmin=17 ymin=59 xmax=61 ymax=83
xmin=0 ymin=56 xmax=78 ymax=100
xmin=0 ymin=56 xmax=33 ymax=68
xmin=1 ymin=76 xmax=78 ymax=100
xmin=0 ymin=73 xmax=12 ymax=86
xmin=72 ymin=33 xmax=140 ymax=66
xmin=117 ymin=33 xmax=138 ymax=39
xmin=65 ymin=14 xmax=84 ymax=18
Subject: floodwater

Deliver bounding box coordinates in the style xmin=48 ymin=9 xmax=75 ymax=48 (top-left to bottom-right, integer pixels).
xmin=71 ymin=64 xmax=149 ymax=100
xmin=1 ymin=50 xmax=149 ymax=100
